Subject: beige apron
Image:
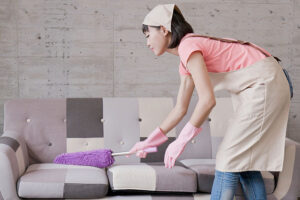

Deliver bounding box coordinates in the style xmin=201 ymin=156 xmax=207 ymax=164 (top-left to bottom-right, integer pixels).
xmin=209 ymin=56 xmax=291 ymax=172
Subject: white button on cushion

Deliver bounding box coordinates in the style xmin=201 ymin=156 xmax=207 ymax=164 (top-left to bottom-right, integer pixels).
xmin=120 ymin=141 xmax=124 ymax=145
xmin=26 ymin=118 xmax=31 ymax=123
xmin=191 ymin=139 xmax=196 ymax=144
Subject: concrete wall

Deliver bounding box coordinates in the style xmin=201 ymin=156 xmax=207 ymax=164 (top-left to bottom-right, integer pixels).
xmin=0 ymin=0 xmax=299 ymax=142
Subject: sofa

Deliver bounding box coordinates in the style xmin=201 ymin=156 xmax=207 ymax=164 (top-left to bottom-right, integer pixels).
xmin=0 ymin=97 xmax=299 ymax=200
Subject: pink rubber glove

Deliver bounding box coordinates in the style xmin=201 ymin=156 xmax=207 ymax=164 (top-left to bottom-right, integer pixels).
xmin=164 ymin=122 xmax=202 ymax=168
xmin=127 ymin=127 xmax=168 ymax=158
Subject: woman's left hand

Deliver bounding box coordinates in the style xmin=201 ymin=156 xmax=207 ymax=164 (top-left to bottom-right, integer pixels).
xmin=164 ymin=121 xmax=202 ymax=168
xmin=164 ymin=140 xmax=186 ymax=168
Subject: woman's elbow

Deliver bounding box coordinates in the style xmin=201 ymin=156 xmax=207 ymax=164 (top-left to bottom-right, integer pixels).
xmin=201 ymin=96 xmax=216 ymax=110
xmin=210 ymin=97 xmax=216 ymax=108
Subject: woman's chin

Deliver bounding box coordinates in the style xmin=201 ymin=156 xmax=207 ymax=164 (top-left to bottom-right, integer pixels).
xmin=155 ymin=50 xmax=164 ymax=56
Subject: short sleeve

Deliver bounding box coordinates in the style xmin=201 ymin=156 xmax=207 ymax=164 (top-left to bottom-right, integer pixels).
xmin=179 ymin=62 xmax=191 ymax=75
xmin=178 ymin=37 xmax=203 ymax=75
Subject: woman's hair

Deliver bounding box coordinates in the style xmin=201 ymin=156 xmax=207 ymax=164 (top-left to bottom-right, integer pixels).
xmin=142 ymin=5 xmax=194 ymax=48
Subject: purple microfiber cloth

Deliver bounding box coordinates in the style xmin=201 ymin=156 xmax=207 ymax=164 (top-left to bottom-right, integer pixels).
xmin=53 ymin=149 xmax=115 ymax=168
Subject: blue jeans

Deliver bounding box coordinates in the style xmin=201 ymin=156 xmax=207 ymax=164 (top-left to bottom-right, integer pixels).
xmin=211 ymin=170 xmax=267 ymax=200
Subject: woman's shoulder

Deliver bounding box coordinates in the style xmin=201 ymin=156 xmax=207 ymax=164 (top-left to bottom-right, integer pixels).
xmin=178 ymin=33 xmax=208 ymax=50
xmin=178 ymin=33 xmax=207 ymax=56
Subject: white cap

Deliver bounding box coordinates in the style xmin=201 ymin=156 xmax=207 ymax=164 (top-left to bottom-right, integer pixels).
xmin=143 ymin=4 xmax=179 ymax=32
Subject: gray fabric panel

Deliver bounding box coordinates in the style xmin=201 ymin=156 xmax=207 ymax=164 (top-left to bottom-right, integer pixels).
xmin=0 ymin=136 xmax=20 ymax=152
xmin=148 ymin=164 xmax=197 ymax=193
xmin=67 ymin=98 xmax=103 ymax=138
xmin=19 ymin=169 xmax=67 ymax=183
xmin=63 ymin=183 xmax=108 ymax=198
xmin=192 ymin=164 xmax=215 ymax=193
xmin=141 ymin=137 xmax=176 ymax=163
xmin=173 ymin=96 xmax=212 ymax=159
xmin=0 ymin=192 xmax=3 ymax=200
xmin=103 ymin=98 xmax=140 ymax=164
xmin=4 ymin=99 xmax=66 ymax=164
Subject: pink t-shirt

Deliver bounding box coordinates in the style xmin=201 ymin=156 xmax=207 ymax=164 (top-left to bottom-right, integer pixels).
xmin=178 ymin=33 xmax=271 ymax=75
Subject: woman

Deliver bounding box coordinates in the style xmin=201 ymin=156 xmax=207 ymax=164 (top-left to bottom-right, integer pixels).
xmin=127 ymin=4 xmax=291 ymax=200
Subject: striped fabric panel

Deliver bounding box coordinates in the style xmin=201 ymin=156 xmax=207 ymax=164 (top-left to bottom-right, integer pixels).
xmin=66 ymin=98 xmax=104 ymax=153
xmin=107 ymin=163 xmax=197 ymax=193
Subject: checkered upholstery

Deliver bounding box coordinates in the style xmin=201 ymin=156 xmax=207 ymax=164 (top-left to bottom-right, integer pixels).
xmin=1 ymin=97 xmax=299 ymax=199
xmin=3 ymin=97 xmax=211 ymax=166
xmin=17 ymin=163 xmax=108 ymax=198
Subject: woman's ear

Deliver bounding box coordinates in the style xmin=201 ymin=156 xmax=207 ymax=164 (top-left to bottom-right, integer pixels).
xmin=160 ymin=26 xmax=169 ymax=37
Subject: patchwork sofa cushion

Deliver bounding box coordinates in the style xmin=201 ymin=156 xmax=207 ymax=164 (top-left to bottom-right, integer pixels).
xmin=107 ymin=162 xmax=197 ymax=193
xmin=17 ymin=163 xmax=108 ymax=198
xmin=179 ymin=159 xmax=275 ymax=195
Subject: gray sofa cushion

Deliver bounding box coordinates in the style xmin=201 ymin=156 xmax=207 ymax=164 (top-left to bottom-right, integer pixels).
xmin=179 ymin=159 xmax=275 ymax=195
xmin=107 ymin=162 xmax=197 ymax=193
xmin=17 ymin=163 xmax=108 ymax=198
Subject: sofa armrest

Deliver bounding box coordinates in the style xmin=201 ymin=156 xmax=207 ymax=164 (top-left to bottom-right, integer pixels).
xmin=273 ymin=137 xmax=300 ymax=200
xmin=0 ymin=130 xmax=29 ymax=200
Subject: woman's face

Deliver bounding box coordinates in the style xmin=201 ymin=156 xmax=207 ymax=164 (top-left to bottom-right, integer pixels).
xmin=144 ymin=26 xmax=170 ymax=56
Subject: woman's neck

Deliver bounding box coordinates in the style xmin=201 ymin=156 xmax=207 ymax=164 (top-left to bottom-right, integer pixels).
xmin=166 ymin=47 xmax=179 ymax=56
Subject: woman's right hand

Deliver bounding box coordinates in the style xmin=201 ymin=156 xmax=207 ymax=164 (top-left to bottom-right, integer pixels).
xmin=127 ymin=127 xmax=168 ymax=158
xmin=128 ymin=141 xmax=148 ymax=158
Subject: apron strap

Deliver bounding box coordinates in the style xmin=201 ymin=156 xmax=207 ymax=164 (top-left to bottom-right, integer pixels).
xmin=181 ymin=34 xmax=270 ymax=58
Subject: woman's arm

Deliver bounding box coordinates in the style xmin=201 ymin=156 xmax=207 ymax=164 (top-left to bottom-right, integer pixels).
xmin=159 ymin=70 xmax=195 ymax=134
xmin=186 ymin=52 xmax=216 ymax=127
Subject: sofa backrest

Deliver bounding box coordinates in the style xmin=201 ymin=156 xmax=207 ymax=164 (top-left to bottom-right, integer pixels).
xmin=3 ymin=97 xmax=232 ymax=165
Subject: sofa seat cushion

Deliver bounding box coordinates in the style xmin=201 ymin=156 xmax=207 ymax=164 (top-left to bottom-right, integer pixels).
xmin=179 ymin=159 xmax=275 ymax=195
xmin=107 ymin=162 xmax=197 ymax=193
xmin=17 ymin=163 xmax=108 ymax=199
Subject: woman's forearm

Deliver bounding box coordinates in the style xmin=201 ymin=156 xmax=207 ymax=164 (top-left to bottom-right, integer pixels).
xmin=159 ymin=107 xmax=187 ymax=134
xmin=189 ymin=98 xmax=216 ymax=128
